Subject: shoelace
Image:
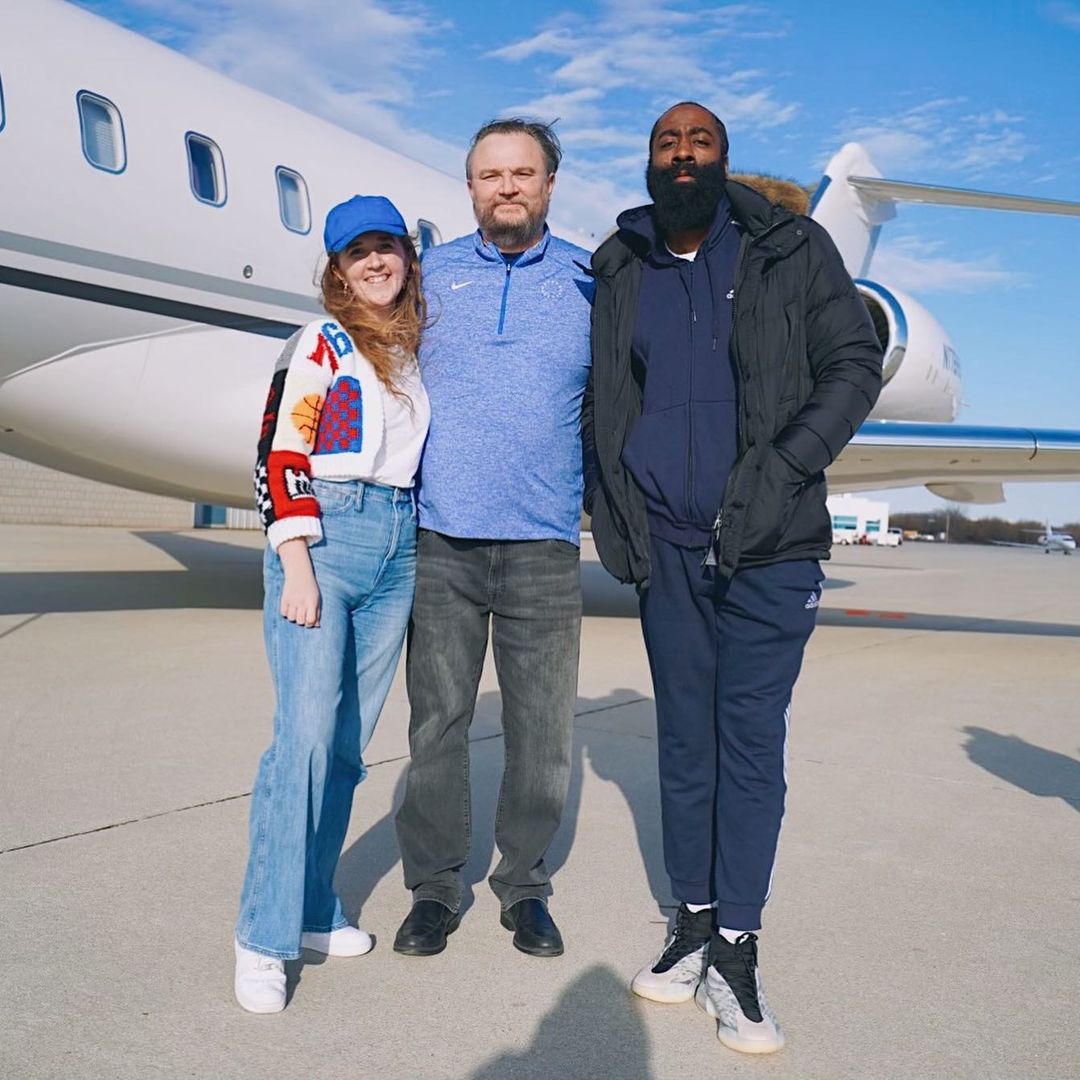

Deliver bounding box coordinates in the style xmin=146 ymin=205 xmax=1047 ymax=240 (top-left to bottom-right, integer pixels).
xmin=713 ymin=932 xmax=763 ymax=1023
xmin=656 ymin=907 xmax=710 ymax=969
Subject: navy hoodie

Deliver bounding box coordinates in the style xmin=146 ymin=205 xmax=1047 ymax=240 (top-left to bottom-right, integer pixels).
xmin=619 ymin=195 xmax=742 ymax=548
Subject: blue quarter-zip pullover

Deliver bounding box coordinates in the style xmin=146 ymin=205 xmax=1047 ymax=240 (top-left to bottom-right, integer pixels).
xmin=620 ymin=196 xmax=741 ymax=548
xmin=417 ymin=227 xmax=594 ymax=543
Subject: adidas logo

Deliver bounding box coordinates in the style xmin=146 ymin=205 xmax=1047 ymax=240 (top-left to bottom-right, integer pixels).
xmin=804 ymin=592 xmax=819 ymax=610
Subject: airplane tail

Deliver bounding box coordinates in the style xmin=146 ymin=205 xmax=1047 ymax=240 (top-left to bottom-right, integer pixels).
xmin=810 ymin=143 xmax=1080 ymax=280
xmin=809 ymin=144 xmax=897 ymax=279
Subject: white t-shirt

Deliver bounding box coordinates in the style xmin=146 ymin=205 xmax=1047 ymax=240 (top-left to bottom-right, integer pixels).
xmin=368 ymin=356 xmax=430 ymax=488
xmin=665 ymin=243 xmax=698 ymax=261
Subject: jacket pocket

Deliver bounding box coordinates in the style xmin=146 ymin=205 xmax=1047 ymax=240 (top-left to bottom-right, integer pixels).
xmin=589 ymin=490 xmax=634 ymax=584
xmin=740 ymin=449 xmax=802 ymax=557
xmin=777 ymin=472 xmax=831 ymax=552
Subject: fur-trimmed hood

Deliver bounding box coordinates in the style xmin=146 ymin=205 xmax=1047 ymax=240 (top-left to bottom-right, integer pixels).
xmin=593 ymin=173 xmax=809 ymax=278
xmin=729 ymin=172 xmax=811 ymax=215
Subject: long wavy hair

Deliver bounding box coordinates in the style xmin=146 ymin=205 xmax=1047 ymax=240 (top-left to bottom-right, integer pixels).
xmin=320 ymin=237 xmax=426 ymax=398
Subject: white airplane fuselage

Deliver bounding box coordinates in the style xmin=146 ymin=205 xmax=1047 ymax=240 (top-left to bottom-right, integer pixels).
xmin=0 ymin=0 xmax=473 ymax=502
xmin=1037 ymin=530 xmax=1076 ymax=552
xmin=0 ymin=1 xmax=1020 ymax=507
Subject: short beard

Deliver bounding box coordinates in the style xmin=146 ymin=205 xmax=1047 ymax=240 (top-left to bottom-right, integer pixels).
xmin=475 ymin=200 xmax=548 ymax=252
xmin=646 ymin=160 xmax=727 ymax=236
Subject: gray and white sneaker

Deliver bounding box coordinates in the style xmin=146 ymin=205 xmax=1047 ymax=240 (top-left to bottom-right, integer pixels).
xmin=695 ymin=932 xmax=784 ymax=1054
xmin=631 ymin=904 xmax=712 ymax=1003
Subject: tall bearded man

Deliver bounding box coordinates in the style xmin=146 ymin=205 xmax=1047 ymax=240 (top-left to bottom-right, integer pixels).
xmin=584 ymin=103 xmax=882 ymax=1053
xmin=393 ymin=119 xmax=593 ymax=958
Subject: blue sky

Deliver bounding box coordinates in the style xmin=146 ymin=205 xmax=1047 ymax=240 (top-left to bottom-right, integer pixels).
xmin=75 ymin=0 xmax=1080 ymax=523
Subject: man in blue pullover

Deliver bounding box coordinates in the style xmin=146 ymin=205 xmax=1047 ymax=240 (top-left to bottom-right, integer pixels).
xmin=393 ymin=119 xmax=594 ymax=959
xmin=585 ymin=103 xmax=882 ymax=1053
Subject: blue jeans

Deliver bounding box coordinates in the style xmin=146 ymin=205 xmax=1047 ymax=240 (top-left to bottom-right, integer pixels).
xmin=236 ymin=479 xmax=416 ymax=959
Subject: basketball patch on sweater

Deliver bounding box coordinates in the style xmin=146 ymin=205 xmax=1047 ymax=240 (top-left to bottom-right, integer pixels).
xmin=314 ymin=377 xmax=363 ymax=454
xmin=291 ymin=394 xmax=324 ymax=448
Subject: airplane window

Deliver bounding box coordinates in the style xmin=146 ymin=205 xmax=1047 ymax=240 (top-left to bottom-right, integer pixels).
xmin=77 ymin=91 xmax=126 ymax=173
xmin=186 ymin=132 xmax=226 ymax=206
xmin=417 ymin=219 xmax=442 ymax=252
xmin=276 ymin=167 xmax=310 ymax=234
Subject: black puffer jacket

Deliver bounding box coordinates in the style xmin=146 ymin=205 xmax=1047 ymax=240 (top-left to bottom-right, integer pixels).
xmin=583 ymin=178 xmax=883 ymax=586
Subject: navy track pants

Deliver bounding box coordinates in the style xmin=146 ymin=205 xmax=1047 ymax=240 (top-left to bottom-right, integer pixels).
xmin=640 ymin=536 xmax=822 ymax=930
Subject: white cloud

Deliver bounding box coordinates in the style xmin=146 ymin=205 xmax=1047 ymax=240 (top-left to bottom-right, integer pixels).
xmin=76 ymin=0 xmax=465 ymax=175
xmin=487 ymin=1 xmax=798 ymax=133
xmin=487 ymin=27 xmax=578 ymax=62
xmin=479 ymin=1 xmax=802 ymax=233
xmin=501 ymin=88 xmax=605 ymax=126
xmin=74 ymin=0 xmax=791 ymax=238
xmin=1042 ymin=2 xmax=1080 ymax=30
xmin=559 ymin=127 xmax=645 ymax=150
xmin=549 ymin=171 xmax=640 ymax=243
xmin=869 ymin=236 xmax=1027 ymax=295
xmin=830 ymin=98 xmax=1033 ymax=179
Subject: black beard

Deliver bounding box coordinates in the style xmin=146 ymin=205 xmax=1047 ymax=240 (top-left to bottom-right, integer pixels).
xmin=476 ymin=200 xmax=548 ymax=252
xmin=646 ymin=160 xmax=727 ymax=235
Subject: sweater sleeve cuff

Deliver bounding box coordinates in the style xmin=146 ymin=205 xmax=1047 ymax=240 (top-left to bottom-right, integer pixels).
xmin=267 ymin=516 xmax=323 ymax=551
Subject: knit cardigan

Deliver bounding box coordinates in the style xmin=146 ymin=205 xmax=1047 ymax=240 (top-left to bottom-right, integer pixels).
xmin=254 ymin=319 xmax=387 ymax=550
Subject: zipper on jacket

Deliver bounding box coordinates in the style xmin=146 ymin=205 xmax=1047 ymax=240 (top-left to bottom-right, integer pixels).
xmin=702 ymin=508 xmax=723 ymax=567
xmin=686 ymin=260 xmax=696 ymax=524
xmin=730 ymin=233 xmax=749 ymax=450
xmin=721 ymin=218 xmax=793 ymax=569
xmin=497 ymin=262 xmax=513 ymax=335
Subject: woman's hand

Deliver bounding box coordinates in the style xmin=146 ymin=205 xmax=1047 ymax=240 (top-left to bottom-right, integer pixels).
xmin=276 ymin=537 xmax=321 ymax=628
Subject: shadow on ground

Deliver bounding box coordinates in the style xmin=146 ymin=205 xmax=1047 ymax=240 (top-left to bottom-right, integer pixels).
xmin=466 ymin=966 xmax=656 ymax=1080
xmin=0 ymin=531 xmax=263 ymax=614
xmin=962 ymin=726 xmax=1080 ymax=811
xmin=817 ymin=608 xmax=1080 ymax=637
xmin=29 ymin=531 xmax=1080 ymax=644
xmin=333 ymin=688 xmax=668 ymax=934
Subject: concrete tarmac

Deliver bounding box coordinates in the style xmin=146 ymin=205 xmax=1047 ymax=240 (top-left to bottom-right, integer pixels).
xmin=1 ymin=525 xmax=1078 ymax=1080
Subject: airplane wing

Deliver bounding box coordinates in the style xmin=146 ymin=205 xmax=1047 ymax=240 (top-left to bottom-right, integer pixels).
xmin=846 ymin=176 xmax=1080 ymax=217
xmin=988 ymin=540 xmax=1042 ymax=549
xmin=829 ymin=422 xmax=1080 ymax=499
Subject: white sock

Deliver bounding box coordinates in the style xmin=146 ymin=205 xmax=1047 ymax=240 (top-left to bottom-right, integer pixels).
xmin=717 ymin=926 xmax=756 ymax=944
xmin=685 ymin=902 xmax=714 ymax=913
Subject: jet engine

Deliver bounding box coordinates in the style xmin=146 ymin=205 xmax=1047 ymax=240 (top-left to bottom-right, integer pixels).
xmin=855 ymin=279 xmax=961 ymax=422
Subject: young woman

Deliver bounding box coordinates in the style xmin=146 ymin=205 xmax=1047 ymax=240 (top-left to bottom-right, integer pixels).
xmin=235 ymin=195 xmax=430 ymax=1013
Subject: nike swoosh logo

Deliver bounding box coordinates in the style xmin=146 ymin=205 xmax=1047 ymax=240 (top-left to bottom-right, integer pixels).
xmin=450 ymin=281 xmax=474 ymax=291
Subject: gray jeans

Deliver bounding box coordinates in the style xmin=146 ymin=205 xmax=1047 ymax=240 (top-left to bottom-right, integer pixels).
xmin=395 ymin=530 xmax=582 ymax=912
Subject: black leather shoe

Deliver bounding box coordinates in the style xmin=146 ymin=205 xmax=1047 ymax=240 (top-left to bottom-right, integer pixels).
xmin=393 ymin=900 xmax=460 ymax=956
xmin=500 ymin=898 xmax=564 ymax=957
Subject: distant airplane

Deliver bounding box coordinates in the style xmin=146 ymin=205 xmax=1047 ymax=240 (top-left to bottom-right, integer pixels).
xmin=993 ymin=519 xmax=1077 ymax=554
xmin=2 ymin=0 xmax=1080 ymax=506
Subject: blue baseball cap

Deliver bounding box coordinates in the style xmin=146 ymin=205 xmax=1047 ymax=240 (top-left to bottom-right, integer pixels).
xmin=323 ymin=195 xmax=408 ymax=254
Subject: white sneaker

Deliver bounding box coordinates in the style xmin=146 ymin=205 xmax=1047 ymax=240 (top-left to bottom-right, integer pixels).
xmin=631 ymin=904 xmax=712 ymax=1003
xmin=695 ymin=932 xmax=784 ymax=1054
xmin=300 ymin=925 xmax=374 ymax=957
xmin=234 ymin=940 xmax=286 ymax=1014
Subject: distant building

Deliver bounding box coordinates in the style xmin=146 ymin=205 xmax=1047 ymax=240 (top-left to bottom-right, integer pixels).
xmin=827 ymin=493 xmax=890 ymax=545
xmin=0 ymin=454 xmax=259 ymax=529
